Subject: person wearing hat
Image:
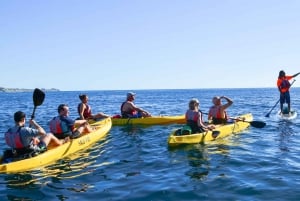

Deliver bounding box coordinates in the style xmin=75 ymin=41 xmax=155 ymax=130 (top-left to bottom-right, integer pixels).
xmin=185 ymin=98 xmax=215 ymax=133
xmin=120 ymin=92 xmax=151 ymax=118
xmin=5 ymin=111 xmax=65 ymax=155
xmin=208 ymin=96 xmax=233 ymax=124
xmin=277 ymin=70 xmax=300 ymax=114
xmin=78 ymin=94 xmax=110 ymax=120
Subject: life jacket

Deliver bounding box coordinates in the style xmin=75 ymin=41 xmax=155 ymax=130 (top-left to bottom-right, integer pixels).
xmin=4 ymin=127 xmax=46 ymax=160
xmin=209 ymin=106 xmax=228 ymax=124
xmin=78 ymin=103 xmax=92 ymax=119
xmin=186 ymin=110 xmax=199 ymax=122
xmin=278 ymin=78 xmax=291 ymax=93
xmin=185 ymin=110 xmax=205 ymax=133
xmin=49 ymin=116 xmax=70 ymax=135
xmin=120 ymin=101 xmax=137 ymax=118
xmin=5 ymin=127 xmax=24 ymax=149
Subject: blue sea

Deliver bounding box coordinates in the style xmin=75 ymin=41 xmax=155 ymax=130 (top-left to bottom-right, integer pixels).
xmin=0 ymin=88 xmax=299 ymax=201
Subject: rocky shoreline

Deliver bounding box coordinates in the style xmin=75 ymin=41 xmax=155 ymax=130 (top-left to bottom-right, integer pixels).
xmin=0 ymin=87 xmax=59 ymax=92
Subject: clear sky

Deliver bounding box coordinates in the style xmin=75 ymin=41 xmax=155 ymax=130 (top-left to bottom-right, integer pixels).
xmin=1 ymin=0 xmax=300 ymax=91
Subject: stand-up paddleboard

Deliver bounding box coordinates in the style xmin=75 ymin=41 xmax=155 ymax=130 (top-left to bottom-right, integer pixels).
xmin=277 ymin=110 xmax=297 ymax=120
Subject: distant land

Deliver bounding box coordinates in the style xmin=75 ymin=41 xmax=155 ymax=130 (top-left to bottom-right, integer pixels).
xmin=0 ymin=87 xmax=60 ymax=92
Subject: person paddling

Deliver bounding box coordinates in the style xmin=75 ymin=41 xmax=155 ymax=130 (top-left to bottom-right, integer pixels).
xmin=5 ymin=111 xmax=64 ymax=156
xmin=277 ymin=70 xmax=300 ymax=114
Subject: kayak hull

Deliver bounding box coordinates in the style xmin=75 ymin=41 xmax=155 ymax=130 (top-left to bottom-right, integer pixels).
xmin=168 ymin=113 xmax=253 ymax=146
xmin=111 ymin=115 xmax=186 ymax=126
xmin=0 ymin=118 xmax=112 ymax=173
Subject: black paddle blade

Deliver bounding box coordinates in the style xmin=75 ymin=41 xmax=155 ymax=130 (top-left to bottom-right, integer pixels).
xmin=250 ymin=121 xmax=266 ymax=128
xmin=211 ymin=130 xmax=220 ymax=138
xmin=33 ymin=88 xmax=45 ymax=107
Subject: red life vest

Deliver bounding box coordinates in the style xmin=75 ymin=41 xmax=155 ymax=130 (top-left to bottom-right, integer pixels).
xmin=209 ymin=106 xmax=228 ymax=124
xmin=49 ymin=116 xmax=69 ymax=134
xmin=5 ymin=127 xmax=25 ymax=149
xmin=185 ymin=110 xmax=199 ymax=122
xmin=78 ymin=103 xmax=92 ymax=119
xmin=278 ymin=79 xmax=291 ymax=93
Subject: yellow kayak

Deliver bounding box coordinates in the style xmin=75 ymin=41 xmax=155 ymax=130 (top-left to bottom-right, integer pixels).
xmin=111 ymin=115 xmax=186 ymax=126
xmin=168 ymin=113 xmax=253 ymax=146
xmin=0 ymin=117 xmax=112 ymax=173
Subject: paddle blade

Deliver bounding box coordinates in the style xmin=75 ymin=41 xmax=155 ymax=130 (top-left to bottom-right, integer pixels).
xmin=250 ymin=121 xmax=266 ymax=128
xmin=33 ymin=88 xmax=45 ymax=107
xmin=211 ymin=130 xmax=220 ymax=138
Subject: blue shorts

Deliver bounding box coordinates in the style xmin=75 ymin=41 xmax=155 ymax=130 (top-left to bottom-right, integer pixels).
xmin=280 ymin=92 xmax=290 ymax=104
xmin=126 ymin=112 xmax=143 ymax=118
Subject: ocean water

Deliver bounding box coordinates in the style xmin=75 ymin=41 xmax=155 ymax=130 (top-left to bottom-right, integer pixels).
xmin=0 ymin=88 xmax=299 ymax=201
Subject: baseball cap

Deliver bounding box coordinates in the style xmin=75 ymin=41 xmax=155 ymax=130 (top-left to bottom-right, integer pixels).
xmin=127 ymin=92 xmax=136 ymax=98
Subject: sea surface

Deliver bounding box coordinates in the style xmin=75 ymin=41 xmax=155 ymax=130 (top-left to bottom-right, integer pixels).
xmin=0 ymin=88 xmax=299 ymax=201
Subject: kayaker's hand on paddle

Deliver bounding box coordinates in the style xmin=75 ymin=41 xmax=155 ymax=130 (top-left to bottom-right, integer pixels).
xmin=204 ymin=125 xmax=215 ymax=131
xmin=208 ymin=125 xmax=215 ymax=130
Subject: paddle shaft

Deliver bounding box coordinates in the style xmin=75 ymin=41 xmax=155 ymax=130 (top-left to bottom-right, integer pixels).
xmin=31 ymin=106 xmax=37 ymax=120
xmin=265 ymin=79 xmax=296 ymax=117
xmin=202 ymin=112 xmax=265 ymax=128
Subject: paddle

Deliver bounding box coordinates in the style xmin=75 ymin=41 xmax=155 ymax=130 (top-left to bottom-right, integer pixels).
xmin=31 ymin=88 xmax=45 ymax=120
xmin=228 ymin=117 xmax=266 ymax=128
xmin=202 ymin=112 xmax=266 ymax=128
xmin=265 ymin=79 xmax=296 ymax=117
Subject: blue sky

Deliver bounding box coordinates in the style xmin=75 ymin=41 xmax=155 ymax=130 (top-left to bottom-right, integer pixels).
xmin=1 ymin=0 xmax=300 ymax=91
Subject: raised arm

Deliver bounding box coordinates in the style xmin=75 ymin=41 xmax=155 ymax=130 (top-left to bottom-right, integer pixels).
xmin=29 ymin=119 xmax=46 ymax=136
xmin=292 ymin=72 xmax=300 ymax=78
xmin=220 ymin=96 xmax=233 ymax=110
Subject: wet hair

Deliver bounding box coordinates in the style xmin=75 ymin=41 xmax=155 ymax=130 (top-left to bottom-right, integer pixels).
xmin=14 ymin=111 xmax=26 ymax=122
xmin=279 ymin=70 xmax=285 ymax=78
xmin=189 ymin=98 xmax=199 ymax=110
xmin=58 ymin=104 xmax=68 ymax=113
xmin=79 ymin=94 xmax=87 ymax=101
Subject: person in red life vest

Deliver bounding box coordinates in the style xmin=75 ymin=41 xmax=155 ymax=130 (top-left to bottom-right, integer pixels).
xmin=5 ymin=111 xmax=64 ymax=155
xmin=277 ymin=70 xmax=300 ymax=114
xmin=208 ymin=96 xmax=233 ymax=124
xmin=49 ymin=104 xmax=94 ymax=139
xmin=78 ymin=94 xmax=110 ymax=120
xmin=185 ymin=98 xmax=215 ymax=133
xmin=121 ymin=92 xmax=151 ymax=118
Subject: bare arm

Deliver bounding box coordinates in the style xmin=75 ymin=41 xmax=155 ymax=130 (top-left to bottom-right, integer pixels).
xmin=220 ymin=96 xmax=233 ymax=110
xmin=75 ymin=119 xmax=88 ymax=126
xmin=29 ymin=119 xmax=46 ymax=135
xmin=128 ymin=102 xmax=150 ymax=115
xmin=198 ymin=112 xmax=213 ymax=130
xmin=208 ymin=108 xmax=213 ymax=120
xmin=293 ymin=72 xmax=300 ymax=77
xmin=78 ymin=103 xmax=85 ymax=120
